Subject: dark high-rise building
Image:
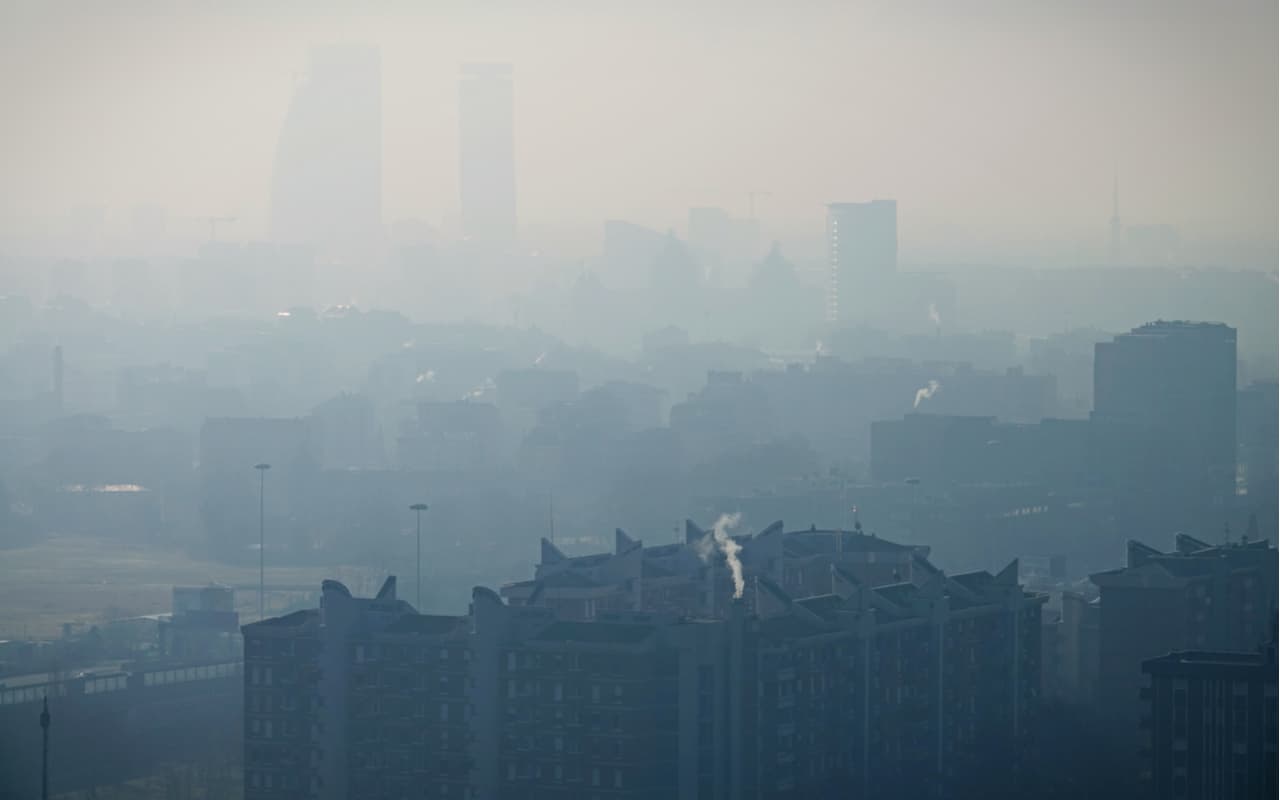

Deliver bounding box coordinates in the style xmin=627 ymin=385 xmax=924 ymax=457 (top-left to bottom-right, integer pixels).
xmin=459 ymin=63 xmax=517 ymax=249
xmin=1090 ymin=535 xmax=1277 ymax=765
xmin=1141 ymin=639 xmax=1278 ymax=800
xmin=272 ymin=46 xmax=383 ymax=263
xmin=826 ymin=200 xmax=897 ymax=323
xmin=1092 ymin=321 xmax=1237 ymax=509
xmin=242 ymin=577 xmax=470 ymax=800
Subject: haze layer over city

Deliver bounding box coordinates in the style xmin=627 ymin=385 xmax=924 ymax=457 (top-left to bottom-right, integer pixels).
xmin=0 ymin=2 xmax=1276 ymax=799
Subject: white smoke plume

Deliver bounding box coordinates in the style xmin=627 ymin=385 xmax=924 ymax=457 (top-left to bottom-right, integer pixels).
xmin=696 ymin=513 xmax=746 ymax=599
xmin=913 ymin=379 xmax=941 ymax=409
xmin=415 ymin=369 xmax=436 ymax=384
xmin=533 ymin=351 xmax=548 ymax=367
xmin=928 ymin=302 xmax=941 ymax=328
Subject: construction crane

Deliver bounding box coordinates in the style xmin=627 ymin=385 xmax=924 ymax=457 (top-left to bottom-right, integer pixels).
xmin=206 ymin=216 xmax=237 ymax=243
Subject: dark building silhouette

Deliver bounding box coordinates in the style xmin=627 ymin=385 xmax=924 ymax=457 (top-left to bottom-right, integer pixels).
xmin=826 ymin=200 xmax=897 ymax=323
xmin=1238 ymin=380 xmax=1278 ymax=529
xmin=244 ymin=522 xmax=1044 ymax=799
xmin=242 ymin=577 xmax=471 ymax=800
xmin=1092 ymin=321 xmax=1237 ymax=511
xmin=1090 ymin=535 xmax=1277 ymax=765
xmin=459 ymin=63 xmax=517 ymax=249
xmin=1142 ymin=639 xmax=1277 ymax=799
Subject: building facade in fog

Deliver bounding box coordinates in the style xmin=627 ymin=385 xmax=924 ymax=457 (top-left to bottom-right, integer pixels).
xmin=1092 ymin=321 xmax=1238 ymax=509
xmin=826 ymin=200 xmax=897 ymax=323
xmin=459 ymin=63 xmax=518 ymax=249
xmin=1142 ymin=641 xmax=1277 ymax=799
xmin=1090 ymin=534 xmax=1277 ymax=762
xmin=272 ymin=46 xmax=383 ymax=262
xmin=244 ymin=520 xmax=1044 ymax=799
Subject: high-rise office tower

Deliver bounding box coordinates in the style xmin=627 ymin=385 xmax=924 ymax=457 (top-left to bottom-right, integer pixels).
xmin=826 ymin=200 xmax=897 ymax=323
xmin=1092 ymin=321 xmax=1238 ymax=508
xmin=459 ymin=63 xmax=517 ymax=249
xmin=272 ymin=46 xmax=383 ymax=263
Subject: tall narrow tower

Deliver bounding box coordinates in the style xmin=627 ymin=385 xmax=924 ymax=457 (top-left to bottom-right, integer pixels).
xmin=459 ymin=63 xmax=517 ymax=249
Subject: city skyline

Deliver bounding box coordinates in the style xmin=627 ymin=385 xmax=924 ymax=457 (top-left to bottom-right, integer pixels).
xmin=0 ymin=2 xmax=1275 ymax=264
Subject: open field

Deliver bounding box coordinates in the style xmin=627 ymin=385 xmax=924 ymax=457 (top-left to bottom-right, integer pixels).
xmin=0 ymin=537 xmax=389 ymax=639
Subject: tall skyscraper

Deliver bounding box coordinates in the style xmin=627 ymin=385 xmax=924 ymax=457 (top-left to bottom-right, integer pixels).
xmin=272 ymin=46 xmax=382 ymax=262
xmin=826 ymin=200 xmax=897 ymax=322
xmin=459 ymin=63 xmax=517 ymax=249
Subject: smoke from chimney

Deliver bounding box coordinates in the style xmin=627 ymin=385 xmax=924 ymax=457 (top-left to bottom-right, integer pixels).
xmin=696 ymin=512 xmax=746 ymax=599
xmin=913 ymin=379 xmax=941 ymax=409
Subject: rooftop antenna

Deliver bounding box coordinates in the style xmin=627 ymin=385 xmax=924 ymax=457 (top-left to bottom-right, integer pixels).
xmin=548 ymin=494 xmax=555 ymax=545
xmin=1109 ymin=168 xmax=1122 ymax=258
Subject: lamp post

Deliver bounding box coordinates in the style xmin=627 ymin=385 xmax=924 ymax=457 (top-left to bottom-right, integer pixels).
xmin=40 ymin=695 xmax=49 ymax=800
xmin=255 ymin=463 xmax=271 ymax=621
xmin=409 ymin=503 xmax=429 ymax=609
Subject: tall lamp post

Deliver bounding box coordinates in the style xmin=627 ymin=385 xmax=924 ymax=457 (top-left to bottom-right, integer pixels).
xmin=255 ymin=463 xmax=271 ymax=621
xmin=40 ymin=695 xmax=49 ymax=800
xmin=409 ymin=503 xmax=429 ymax=609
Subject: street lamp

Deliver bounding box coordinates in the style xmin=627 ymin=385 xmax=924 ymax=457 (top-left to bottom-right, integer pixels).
xmin=255 ymin=463 xmax=271 ymax=621
xmin=409 ymin=503 xmax=429 ymax=609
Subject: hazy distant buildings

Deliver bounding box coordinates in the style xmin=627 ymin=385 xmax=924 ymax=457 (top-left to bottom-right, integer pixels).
xmin=459 ymin=63 xmax=517 ymax=249
xmin=687 ymin=207 xmax=760 ymax=281
xmin=826 ymin=200 xmax=897 ymax=323
xmin=272 ymin=46 xmax=383 ymax=262
xmin=601 ymin=220 xmax=667 ymax=289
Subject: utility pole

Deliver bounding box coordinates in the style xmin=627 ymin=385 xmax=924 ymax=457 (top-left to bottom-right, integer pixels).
xmin=40 ymin=695 xmax=50 ymax=800
xmin=410 ymin=503 xmax=429 ymax=609
xmin=255 ymin=464 xmax=271 ymax=620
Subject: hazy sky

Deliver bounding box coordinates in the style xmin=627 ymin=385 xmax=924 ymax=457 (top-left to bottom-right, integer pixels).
xmin=1 ymin=0 xmax=1275 ymax=254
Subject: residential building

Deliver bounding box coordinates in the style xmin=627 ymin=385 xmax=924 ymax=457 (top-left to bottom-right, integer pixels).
xmin=244 ymin=519 xmax=1046 ymax=799
xmin=1141 ymin=639 xmax=1277 ymax=799
xmin=1090 ymin=534 xmax=1277 ymax=760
